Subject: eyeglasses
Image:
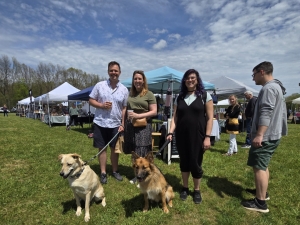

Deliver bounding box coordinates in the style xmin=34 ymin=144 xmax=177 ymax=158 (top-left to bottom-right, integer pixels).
xmin=251 ymin=71 xmax=260 ymax=78
xmin=185 ymin=77 xmax=197 ymax=81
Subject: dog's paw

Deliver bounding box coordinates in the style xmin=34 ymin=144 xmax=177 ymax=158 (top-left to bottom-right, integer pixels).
xmin=101 ymin=197 xmax=106 ymax=207
xmin=143 ymin=208 xmax=148 ymax=213
xmin=163 ymin=207 xmax=169 ymax=213
xmin=76 ymin=210 xmax=82 ymax=217
xmin=168 ymin=200 xmax=173 ymax=207
xmin=84 ymin=214 xmax=90 ymax=222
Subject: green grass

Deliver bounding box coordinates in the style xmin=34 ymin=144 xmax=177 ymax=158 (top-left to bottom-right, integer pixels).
xmin=0 ymin=115 xmax=299 ymax=225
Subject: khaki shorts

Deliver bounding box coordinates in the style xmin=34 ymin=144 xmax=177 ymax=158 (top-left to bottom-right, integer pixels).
xmin=247 ymin=140 xmax=280 ymax=171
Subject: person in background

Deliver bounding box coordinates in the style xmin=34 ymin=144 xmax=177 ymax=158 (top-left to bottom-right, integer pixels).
xmin=3 ymin=104 xmax=8 ymax=117
xmin=66 ymin=103 xmax=79 ymax=130
xmin=241 ymin=61 xmax=287 ymax=213
xmin=223 ymin=94 xmax=241 ymax=156
xmin=242 ymin=91 xmax=257 ymax=148
xmin=89 ymin=61 xmax=129 ymax=184
xmin=123 ymin=70 xmax=157 ymax=184
xmin=167 ymin=69 xmax=213 ymax=204
xmin=286 ymin=109 xmax=291 ymax=119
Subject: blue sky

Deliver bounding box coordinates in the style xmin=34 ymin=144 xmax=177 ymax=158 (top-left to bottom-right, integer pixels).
xmin=0 ymin=0 xmax=299 ymax=95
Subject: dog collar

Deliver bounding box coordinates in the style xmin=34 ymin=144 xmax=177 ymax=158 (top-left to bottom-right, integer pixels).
xmin=70 ymin=166 xmax=85 ymax=178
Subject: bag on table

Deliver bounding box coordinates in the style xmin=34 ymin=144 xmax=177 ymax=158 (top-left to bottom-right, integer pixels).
xmin=132 ymin=118 xmax=147 ymax=127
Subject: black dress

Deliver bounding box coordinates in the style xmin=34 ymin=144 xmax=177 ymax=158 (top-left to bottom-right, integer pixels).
xmin=175 ymin=93 xmax=207 ymax=179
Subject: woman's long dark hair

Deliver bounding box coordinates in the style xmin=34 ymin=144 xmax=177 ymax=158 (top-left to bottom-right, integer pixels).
xmin=180 ymin=69 xmax=205 ymax=97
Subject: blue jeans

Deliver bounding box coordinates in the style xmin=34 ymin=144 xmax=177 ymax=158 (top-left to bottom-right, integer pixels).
xmin=245 ymin=118 xmax=252 ymax=145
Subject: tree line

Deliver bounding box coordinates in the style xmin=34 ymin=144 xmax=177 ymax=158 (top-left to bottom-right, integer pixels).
xmin=0 ymin=55 xmax=106 ymax=109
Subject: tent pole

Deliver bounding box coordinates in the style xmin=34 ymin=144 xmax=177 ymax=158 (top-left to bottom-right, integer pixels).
xmin=170 ymin=81 xmax=173 ymax=119
xmin=47 ymin=94 xmax=51 ymax=127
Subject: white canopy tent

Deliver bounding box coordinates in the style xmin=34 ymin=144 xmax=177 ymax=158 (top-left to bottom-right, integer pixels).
xmin=208 ymin=76 xmax=259 ymax=100
xmin=18 ymin=97 xmax=34 ymax=105
xmin=292 ymin=97 xmax=300 ymax=104
xmin=216 ymin=99 xmax=230 ymax=106
xmin=34 ymin=82 xmax=80 ymax=126
xmin=45 ymin=82 xmax=80 ymax=102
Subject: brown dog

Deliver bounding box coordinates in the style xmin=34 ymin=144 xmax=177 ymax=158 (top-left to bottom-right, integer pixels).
xmin=58 ymin=153 xmax=106 ymax=222
xmin=132 ymin=151 xmax=174 ymax=213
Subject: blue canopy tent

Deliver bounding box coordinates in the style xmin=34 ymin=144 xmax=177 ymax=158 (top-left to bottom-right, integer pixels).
xmin=68 ymin=86 xmax=95 ymax=101
xmin=68 ymin=86 xmax=95 ymax=127
xmin=121 ymin=66 xmax=215 ymax=93
xmin=121 ymin=66 xmax=215 ymax=118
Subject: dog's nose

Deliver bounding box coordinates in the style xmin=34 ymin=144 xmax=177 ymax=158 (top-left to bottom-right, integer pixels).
xmin=60 ymin=172 xmax=64 ymax=176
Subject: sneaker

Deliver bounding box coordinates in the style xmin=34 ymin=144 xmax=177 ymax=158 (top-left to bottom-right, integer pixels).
xmin=241 ymin=198 xmax=269 ymax=213
xmin=180 ymin=187 xmax=189 ymax=201
xmin=193 ymin=190 xmax=202 ymax=204
xmin=112 ymin=171 xmax=123 ymax=181
xmin=245 ymin=188 xmax=270 ymax=200
xmin=129 ymin=177 xmax=137 ymax=184
xmin=241 ymin=144 xmax=251 ymax=148
xmin=100 ymin=173 xmax=107 ymax=184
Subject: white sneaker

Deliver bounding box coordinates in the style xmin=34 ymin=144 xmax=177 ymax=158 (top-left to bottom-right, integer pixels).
xmin=241 ymin=144 xmax=251 ymax=148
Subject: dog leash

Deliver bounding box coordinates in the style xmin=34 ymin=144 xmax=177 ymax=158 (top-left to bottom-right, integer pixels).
xmin=84 ymin=131 xmax=121 ymax=165
xmin=155 ymin=139 xmax=171 ymax=158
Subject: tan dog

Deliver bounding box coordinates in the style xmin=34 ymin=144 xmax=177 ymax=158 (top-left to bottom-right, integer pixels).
xmin=58 ymin=153 xmax=106 ymax=222
xmin=132 ymin=151 xmax=174 ymax=213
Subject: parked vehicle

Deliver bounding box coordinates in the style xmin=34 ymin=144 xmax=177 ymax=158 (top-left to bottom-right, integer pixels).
xmin=0 ymin=107 xmax=10 ymax=113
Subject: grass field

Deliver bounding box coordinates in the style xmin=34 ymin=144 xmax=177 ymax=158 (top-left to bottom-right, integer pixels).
xmin=0 ymin=114 xmax=299 ymax=225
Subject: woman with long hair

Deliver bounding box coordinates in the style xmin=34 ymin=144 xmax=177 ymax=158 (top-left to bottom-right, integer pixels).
xmin=167 ymin=69 xmax=213 ymax=204
xmin=123 ymin=70 xmax=157 ymax=184
xmin=223 ymin=94 xmax=241 ymax=156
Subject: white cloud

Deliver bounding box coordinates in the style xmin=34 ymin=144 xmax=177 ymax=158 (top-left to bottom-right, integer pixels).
xmin=169 ymin=34 xmax=181 ymax=40
xmin=153 ymin=39 xmax=167 ymax=50
xmin=146 ymin=38 xmax=156 ymax=43
xmin=0 ymin=0 xmax=299 ymax=95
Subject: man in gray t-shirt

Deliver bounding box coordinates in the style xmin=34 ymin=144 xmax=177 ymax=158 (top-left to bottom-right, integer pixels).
xmin=241 ymin=61 xmax=287 ymax=213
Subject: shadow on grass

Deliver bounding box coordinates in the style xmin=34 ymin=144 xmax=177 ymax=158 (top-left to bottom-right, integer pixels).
xmin=121 ymin=191 xmax=170 ymax=217
xmin=61 ymin=199 xmax=77 ymax=214
xmin=121 ymin=194 xmax=145 ymax=217
xmin=204 ymin=175 xmax=244 ymax=199
xmin=61 ymin=198 xmax=105 ymax=215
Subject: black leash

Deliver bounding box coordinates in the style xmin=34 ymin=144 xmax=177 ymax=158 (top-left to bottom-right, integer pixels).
xmin=84 ymin=131 xmax=121 ymax=165
xmin=155 ymin=139 xmax=171 ymax=158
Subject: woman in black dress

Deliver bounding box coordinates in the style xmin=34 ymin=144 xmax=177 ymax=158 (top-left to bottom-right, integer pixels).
xmin=167 ymin=69 xmax=213 ymax=204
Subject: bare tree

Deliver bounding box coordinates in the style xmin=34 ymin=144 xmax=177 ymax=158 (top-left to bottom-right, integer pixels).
xmin=0 ymin=55 xmax=12 ymax=102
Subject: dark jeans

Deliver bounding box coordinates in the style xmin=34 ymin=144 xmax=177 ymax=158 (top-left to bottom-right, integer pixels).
xmin=245 ymin=118 xmax=252 ymax=145
xmin=68 ymin=115 xmax=79 ymax=127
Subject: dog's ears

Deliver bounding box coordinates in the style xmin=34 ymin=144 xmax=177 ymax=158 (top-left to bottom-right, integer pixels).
xmin=58 ymin=154 xmax=64 ymax=161
xmin=71 ymin=153 xmax=81 ymax=159
xmin=131 ymin=151 xmax=139 ymax=164
xmin=145 ymin=152 xmax=154 ymax=163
